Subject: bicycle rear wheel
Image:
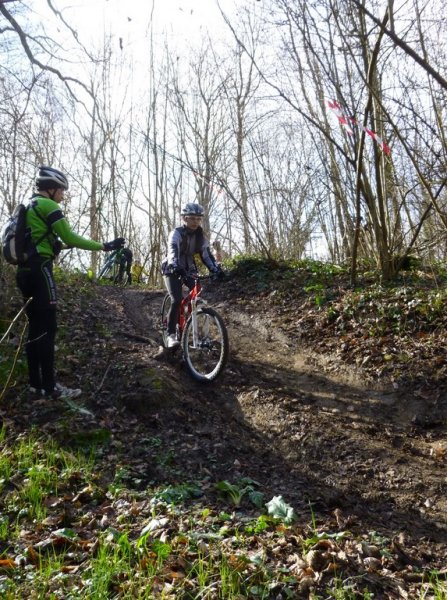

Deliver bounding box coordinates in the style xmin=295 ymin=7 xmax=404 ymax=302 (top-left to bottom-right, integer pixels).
xmin=182 ymin=307 xmax=229 ymax=382
xmin=113 ymin=269 xmax=128 ymax=286
xmin=161 ymin=294 xmax=172 ymax=347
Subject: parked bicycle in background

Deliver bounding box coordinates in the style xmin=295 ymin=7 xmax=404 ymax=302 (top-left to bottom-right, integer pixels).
xmin=97 ymin=246 xmax=132 ymax=286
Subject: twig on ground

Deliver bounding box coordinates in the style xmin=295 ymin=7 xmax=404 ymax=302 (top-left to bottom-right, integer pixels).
xmin=96 ymin=362 xmax=112 ymax=393
xmin=0 ymin=298 xmax=30 ymax=345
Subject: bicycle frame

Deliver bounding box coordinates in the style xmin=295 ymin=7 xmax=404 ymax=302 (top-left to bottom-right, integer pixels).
xmin=98 ymin=249 xmax=119 ymax=277
xmin=97 ymin=248 xmax=131 ymax=285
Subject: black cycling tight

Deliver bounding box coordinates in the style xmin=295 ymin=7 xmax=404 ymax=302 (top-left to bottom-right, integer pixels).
xmin=25 ymin=308 xmax=57 ymax=393
xmin=164 ymin=274 xmax=183 ymax=335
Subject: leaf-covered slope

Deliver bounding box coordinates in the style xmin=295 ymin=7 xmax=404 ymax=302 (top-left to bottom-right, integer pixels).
xmin=1 ymin=262 xmax=447 ymax=598
xmin=222 ymin=257 xmax=447 ymax=392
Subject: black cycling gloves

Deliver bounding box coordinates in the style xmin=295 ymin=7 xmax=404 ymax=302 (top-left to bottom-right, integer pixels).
xmin=103 ymin=237 xmax=125 ymax=251
xmin=212 ymin=267 xmax=225 ymax=281
xmin=173 ymin=266 xmax=187 ymax=277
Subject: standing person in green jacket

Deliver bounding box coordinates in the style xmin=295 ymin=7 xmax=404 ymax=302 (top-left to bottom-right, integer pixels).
xmin=16 ymin=165 xmax=125 ymax=401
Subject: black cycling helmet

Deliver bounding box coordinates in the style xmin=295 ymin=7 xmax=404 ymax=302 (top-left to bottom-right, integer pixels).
xmin=36 ymin=166 xmax=69 ymax=191
xmin=181 ymin=202 xmax=204 ymax=217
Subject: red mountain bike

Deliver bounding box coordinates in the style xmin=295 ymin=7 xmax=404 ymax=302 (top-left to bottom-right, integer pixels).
xmin=161 ymin=274 xmax=229 ymax=382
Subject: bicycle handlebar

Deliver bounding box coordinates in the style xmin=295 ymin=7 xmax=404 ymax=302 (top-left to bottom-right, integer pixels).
xmin=179 ymin=272 xmax=221 ymax=284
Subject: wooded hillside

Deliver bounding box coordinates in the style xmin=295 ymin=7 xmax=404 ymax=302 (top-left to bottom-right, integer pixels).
xmin=0 ymin=1 xmax=446 ymax=284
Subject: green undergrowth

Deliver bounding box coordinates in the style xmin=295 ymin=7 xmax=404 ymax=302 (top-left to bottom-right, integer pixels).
xmin=227 ymin=255 xmax=447 ymax=296
xmin=224 ymin=255 xmax=447 ymax=384
xmin=0 ymin=425 xmax=445 ymax=599
xmin=227 ymin=255 xmax=447 ymax=342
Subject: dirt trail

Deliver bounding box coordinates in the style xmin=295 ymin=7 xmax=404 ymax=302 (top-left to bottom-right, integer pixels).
xmin=96 ymin=285 xmax=447 ymax=554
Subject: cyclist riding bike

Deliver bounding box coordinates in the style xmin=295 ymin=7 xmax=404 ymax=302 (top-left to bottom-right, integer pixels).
xmin=161 ymin=202 xmax=224 ymax=348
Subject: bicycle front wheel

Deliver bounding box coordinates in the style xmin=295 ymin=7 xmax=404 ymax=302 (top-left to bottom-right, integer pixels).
xmin=113 ymin=269 xmax=128 ymax=286
xmin=182 ymin=307 xmax=229 ymax=382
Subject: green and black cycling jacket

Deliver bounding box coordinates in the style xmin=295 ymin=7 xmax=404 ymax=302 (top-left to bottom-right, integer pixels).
xmin=27 ymin=195 xmax=103 ymax=258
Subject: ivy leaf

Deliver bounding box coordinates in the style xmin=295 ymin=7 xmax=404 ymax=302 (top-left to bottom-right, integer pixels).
xmin=265 ymin=495 xmax=296 ymax=524
xmin=63 ymin=398 xmax=94 ymax=417
xmin=52 ymin=528 xmax=78 ymax=539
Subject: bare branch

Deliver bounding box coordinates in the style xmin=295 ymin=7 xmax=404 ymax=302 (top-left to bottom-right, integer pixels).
xmin=349 ymin=0 xmax=447 ymax=91
xmin=0 ymin=2 xmax=93 ymax=100
xmin=46 ymin=0 xmax=99 ymax=63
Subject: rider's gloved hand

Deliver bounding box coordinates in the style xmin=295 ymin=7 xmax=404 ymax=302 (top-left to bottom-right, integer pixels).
xmin=173 ymin=266 xmax=187 ymax=278
xmin=103 ymin=237 xmax=125 ymax=251
xmin=211 ymin=267 xmax=225 ymax=281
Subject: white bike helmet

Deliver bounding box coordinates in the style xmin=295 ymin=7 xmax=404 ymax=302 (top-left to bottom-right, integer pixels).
xmin=36 ymin=166 xmax=69 ymax=191
xmin=181 ymin=202 xmax=204 ymax=216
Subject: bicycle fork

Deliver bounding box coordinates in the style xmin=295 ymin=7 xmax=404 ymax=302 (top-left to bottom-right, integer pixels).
xmin=191 ymin=299 xmax=199 ymax=348
xmin=190 ymin=299 xmax=209 ymax=348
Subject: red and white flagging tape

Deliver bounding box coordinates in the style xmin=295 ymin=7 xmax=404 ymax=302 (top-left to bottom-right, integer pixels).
xmin=328 ymin=100 xmax=391 ymax=155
